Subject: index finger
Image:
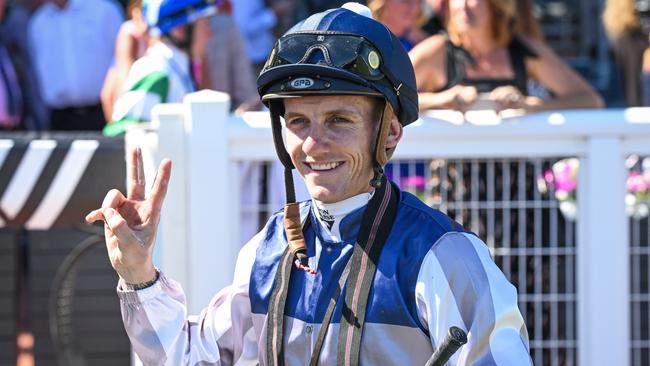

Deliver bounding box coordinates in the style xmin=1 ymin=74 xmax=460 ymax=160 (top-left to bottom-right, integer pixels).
xmin=148 ymin=158 xmax=172 ymax=216
xmin=128 ymin=147 xmax=146 ymax=200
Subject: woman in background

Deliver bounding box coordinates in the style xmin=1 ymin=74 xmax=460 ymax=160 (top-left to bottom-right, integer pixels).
xmin=368 ymin=0 xmax=428 ymax=51
xmin=409 ymin=0 xmax=603 ymax=112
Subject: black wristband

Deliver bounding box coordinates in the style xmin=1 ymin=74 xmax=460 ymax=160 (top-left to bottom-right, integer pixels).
xmin=125 ymin=269 xmax=160 ymax=291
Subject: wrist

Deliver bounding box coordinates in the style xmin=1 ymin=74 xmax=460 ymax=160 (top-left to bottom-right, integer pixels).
xmin=122 ymin=268 xmax=160 ymax=291
xmin=119 ymin=264 xmax=157 ymax=286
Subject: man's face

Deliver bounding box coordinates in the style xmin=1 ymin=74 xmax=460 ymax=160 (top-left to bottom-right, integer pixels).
xmin=283 ymin=95 xmax=378 ymax=203
xmin=168 ymin=24 xmax=193 ymax=49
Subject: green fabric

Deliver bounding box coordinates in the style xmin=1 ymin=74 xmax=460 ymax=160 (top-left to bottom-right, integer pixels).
xmin=103 ymin=115 xmax=140 ymax=137
xmin=103 ymin=71 xmax=170 ymax=137
xmin=130 ymin=71 xmax=170 ymax=101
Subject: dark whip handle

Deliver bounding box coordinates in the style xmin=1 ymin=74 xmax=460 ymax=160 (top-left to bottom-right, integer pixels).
xmin=425 ymin=326 xmax=468 ymax=366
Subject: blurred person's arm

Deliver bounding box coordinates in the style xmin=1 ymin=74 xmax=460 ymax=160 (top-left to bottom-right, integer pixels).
xmin=101 ymin=21 xmax=143 ymax=121
xmin=202 ymin=14 xmax=263 ymax=112
xmin=234 ymin=96 xmax=263 ymax=114
xmin=409 ymin=35 xmax=479 ymax=111
xmin=228 ymin=20 xmax=262 ymax=114
xmin=521 ymin=35 xmax=604 ymax=111
xmin=227 ymin=16 xmax=263 ymax=112
xmin=103 ymin=0 xmax=125 ymax=60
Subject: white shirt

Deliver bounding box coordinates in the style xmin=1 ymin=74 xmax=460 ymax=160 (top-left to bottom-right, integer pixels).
xmin=28 ymin=0 xmax=123 ymax=108
xmin=232 ymin=0 xmax=277 ymax=64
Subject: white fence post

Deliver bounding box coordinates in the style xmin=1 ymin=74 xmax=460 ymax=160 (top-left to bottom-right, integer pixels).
xmin=578 ymin=136 xmax=629 ymax=366
xmin=183 ymin=90 xmax=234 ymax=313
xmin=153 ymin=104 xmax=189 ymax=289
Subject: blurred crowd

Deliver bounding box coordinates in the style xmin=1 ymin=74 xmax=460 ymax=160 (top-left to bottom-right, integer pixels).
xmin=0 ymin=0 xmax=648 ymax=133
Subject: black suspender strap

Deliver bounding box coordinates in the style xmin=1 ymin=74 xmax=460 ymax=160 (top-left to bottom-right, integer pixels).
xmin=266 ymin=213 xmax=312 ymax=366
xmin=309 ymin=259 xmax=351 ymax=366
xmin=266 ymin=246 xmax=294 ymax=366
xmin=266 ymin=177 xmax=400 ymax=365
xmin=335 ymin=178 xmax=399 ymax=365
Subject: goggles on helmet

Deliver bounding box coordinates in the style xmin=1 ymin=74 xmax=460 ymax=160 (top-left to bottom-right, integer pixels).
xmin=264 ymin=32 xmax=386 ymax=81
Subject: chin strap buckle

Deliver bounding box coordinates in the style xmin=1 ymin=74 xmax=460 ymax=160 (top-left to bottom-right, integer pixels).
xmin=369 ymin=162 xmax=384 ymax=188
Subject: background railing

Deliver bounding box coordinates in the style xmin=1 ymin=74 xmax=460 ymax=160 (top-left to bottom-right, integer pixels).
xmin=129 ymin=90 xmax=650 ymax=366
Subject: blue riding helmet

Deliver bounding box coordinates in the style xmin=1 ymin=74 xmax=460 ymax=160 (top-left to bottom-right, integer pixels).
xmin=257 ymin=4 xmax=419 ymax=126
xmin=143 ymin=0 xmax=220 ymax=35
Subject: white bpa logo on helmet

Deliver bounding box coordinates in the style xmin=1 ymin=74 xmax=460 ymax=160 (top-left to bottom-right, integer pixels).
xmin=290 ymin=78 xmax=314 ymax=89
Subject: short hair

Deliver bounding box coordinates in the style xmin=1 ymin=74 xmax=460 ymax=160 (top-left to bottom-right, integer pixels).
xmin=447 ymin=0 xmax=516 ymax=47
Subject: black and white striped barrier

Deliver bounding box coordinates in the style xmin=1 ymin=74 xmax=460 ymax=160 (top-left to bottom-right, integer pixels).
xmin=0 ymin=132 xmax=128 ymax=364
xmin=0 ymin=133 xmax=126 ymax=230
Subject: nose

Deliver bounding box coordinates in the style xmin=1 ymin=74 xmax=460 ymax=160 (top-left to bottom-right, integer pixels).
xmin=302 ymin=123 xmax=330 ymax=156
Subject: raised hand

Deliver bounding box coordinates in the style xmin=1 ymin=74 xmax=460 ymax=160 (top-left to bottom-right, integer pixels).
xmin=85 ymin=147 xmax=172 ymax=284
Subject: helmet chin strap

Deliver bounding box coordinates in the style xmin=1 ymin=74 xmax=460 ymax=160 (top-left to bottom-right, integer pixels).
xmin=370 ymin=102 xmax=395 ymax=188
xmin=268 ymin=102 xmax=315 ymax=274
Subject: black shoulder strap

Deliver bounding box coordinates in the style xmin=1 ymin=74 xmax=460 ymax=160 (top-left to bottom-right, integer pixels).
xmin=438 ymin=38 xmax=474 ymax=92
xmin=266 ymin=177 xmax=400 ymax=365
xmin=265 ymin=246 xmax=294 ymax=366
xmin=265 ymin=213 xmax=311 ymax=366
xmin=335 ymin=178 xmax=399 ymax=365
xmin=508 ymin=37 xmax=537 ymax=95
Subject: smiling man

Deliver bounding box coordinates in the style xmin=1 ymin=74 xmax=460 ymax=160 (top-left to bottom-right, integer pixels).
xmin=283 ymin=95 xmax=391 ymax=203
xmin=87 ymin=3 xmax=532 ymax=365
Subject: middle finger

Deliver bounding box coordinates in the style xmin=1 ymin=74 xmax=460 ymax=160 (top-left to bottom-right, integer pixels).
xmin=128 ymin=147 xmax=146 ymax=200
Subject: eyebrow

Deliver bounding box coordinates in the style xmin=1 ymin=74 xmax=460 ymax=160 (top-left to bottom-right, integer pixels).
xmin=284 ymin=107 xmax=363 ymax=120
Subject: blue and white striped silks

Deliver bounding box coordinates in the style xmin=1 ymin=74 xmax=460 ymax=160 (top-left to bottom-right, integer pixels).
xmin=118 ymin=190 xmax=532 ymax=365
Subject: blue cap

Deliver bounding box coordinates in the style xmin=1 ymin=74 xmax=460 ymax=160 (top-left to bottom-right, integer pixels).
xmin=143 ymin=0 xmax=219 ymax=35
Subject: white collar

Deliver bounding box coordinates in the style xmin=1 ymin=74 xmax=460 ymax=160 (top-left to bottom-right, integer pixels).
xmin=311 ymin=191 xmax=373 ymax=242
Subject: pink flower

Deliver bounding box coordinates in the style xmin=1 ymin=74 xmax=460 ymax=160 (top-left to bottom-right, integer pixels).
xmin=544 ymin=170 xmax=554 ymax=184
xmin=627 ymin=171 xmax=648 ymax=193
xmin=401 ymin=176 xmax=426 ymax=191
xmin=552 ymin=161 xmax=577 ymax=193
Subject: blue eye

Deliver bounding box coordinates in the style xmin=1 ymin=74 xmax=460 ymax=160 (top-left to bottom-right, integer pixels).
xmin=286 ymin=117 xmax=307 ymax=127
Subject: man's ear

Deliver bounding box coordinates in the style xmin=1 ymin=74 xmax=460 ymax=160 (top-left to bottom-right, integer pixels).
xmin=383 ymin=115 xmax=402 ymax=162
xmin=385 ymin=115 xmax=403 ymax=150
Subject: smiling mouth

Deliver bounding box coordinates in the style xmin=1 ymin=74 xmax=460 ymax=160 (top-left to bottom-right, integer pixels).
xmin=306 ymin=162 xmax=342 ymax=171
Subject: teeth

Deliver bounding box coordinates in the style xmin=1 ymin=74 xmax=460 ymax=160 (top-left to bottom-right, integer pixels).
xmin=309 ymin=162 xmax=340 ymax=171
